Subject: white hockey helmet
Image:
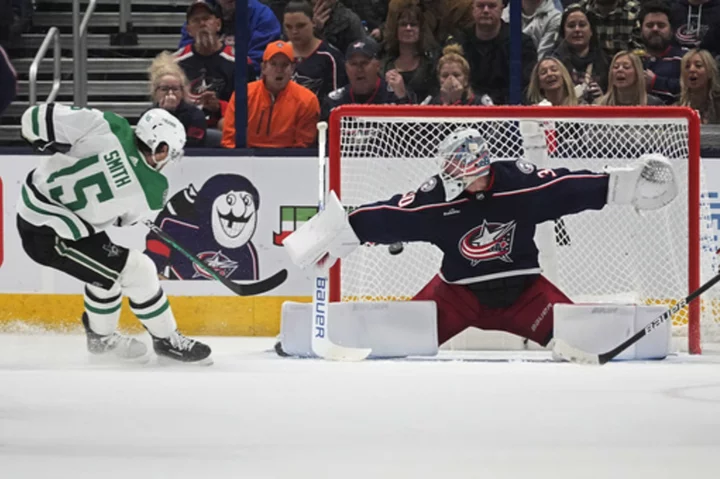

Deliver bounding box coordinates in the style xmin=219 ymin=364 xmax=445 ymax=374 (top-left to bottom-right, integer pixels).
xmin=437 ymin=127 xmax=491 ymax=201
xmin=135 ymin=108 xmax=186 ymax=170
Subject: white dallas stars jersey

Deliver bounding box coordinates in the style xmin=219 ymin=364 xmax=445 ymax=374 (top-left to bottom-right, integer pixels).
xmin=18 ymin=103 xmax=168 ymax=241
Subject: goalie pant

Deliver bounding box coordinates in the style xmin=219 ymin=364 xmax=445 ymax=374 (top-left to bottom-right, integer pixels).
xmin=414 ymin=273 xmax=570 ymax=346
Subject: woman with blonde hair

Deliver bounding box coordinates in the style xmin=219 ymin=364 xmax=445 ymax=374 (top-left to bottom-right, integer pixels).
xmin=595 ymin=51 xmax=664 ymax=106
xmin=148 ymin=52 xmax=207 ymax=147
xmin=527 ymin=57 xmax=580 ymax=106
xmin=676 ymin=49 xmax=720 ymax=124
xmin=422 ymin=44 xmax=492 ymax=105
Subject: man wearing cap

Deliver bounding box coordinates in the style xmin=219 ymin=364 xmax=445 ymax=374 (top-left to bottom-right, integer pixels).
xmin=321 ymin=39 xmax=412 ymax=121
xmin=175 ymin=0 xmax=254 ymax=130
xmin=221 ymin=41 xmax=319 ymax=148
xmin=178 ymin=0 xmax=281 ymax=75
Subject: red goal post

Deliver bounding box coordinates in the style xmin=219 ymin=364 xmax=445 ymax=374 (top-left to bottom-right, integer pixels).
xmin=327 ymin=105 xmax=715 ymax=354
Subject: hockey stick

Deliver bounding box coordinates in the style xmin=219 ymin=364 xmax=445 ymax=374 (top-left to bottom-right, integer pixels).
xmin=552 ymin=270 xmax=720 ymax=365
xmin=143 ymin=219 xmax=287 ymax=296
xmin=312 ymin=122 xmax=371 ymax=361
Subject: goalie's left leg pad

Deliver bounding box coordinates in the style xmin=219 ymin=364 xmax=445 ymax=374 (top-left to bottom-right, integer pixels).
xmin=279 ymin=301 xmax=438 ymax=358
xmin=554 ymin=304 xmax=671 ymax=360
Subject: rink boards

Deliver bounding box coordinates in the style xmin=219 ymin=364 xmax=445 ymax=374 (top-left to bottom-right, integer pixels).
xmin=0 ymin=154 xmax=719 ymax=335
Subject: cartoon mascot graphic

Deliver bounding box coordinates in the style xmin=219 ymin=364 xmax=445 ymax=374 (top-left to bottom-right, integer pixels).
xmin=145 ymin=174 xmax=260 ymax=280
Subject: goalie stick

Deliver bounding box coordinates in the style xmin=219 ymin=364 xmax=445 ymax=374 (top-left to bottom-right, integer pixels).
xmin=312 ymin=122 xmax=371 ymax=361
xmin=143 ymin=220 xmax=287 ymax=296
xmin=552 ymin=270 xmax=720 ymax=365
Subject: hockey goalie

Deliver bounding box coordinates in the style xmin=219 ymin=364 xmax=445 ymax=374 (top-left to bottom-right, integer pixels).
xmin=279 ymin=127 xmax=679 ymax=359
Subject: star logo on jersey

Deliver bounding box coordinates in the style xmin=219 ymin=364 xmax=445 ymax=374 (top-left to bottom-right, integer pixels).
xmin=103 ymin=243 xmax=121 ymax=258
xmin=458 ymin=220 xmax=516 ymax=266
xmin=192 ymin=250 xmax=238 ymax=279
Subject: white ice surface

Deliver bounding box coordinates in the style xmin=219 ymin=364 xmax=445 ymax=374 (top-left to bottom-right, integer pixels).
xmin=1 ymin=334 xmax=720 ymax=479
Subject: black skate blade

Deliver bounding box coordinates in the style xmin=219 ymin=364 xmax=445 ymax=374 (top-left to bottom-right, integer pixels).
xmin=156 ymin=354 xmax=214 ymax=367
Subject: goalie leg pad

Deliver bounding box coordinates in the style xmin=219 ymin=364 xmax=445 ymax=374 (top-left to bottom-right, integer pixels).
xmin=279 ymin=301 xmax=438 ymax=358
xmin=554 ymin=304 xmax=671 ymax=360
xmin=283 ymin=190 xmax=360 ymax=269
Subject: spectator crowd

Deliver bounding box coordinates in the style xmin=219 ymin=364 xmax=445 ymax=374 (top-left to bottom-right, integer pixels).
xmin=6 ymin=0 xmax=720 ymax=145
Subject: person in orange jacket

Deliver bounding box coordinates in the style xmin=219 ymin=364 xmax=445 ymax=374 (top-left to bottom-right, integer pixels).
xmin=222 ymin=40 xmax=320 ymax=148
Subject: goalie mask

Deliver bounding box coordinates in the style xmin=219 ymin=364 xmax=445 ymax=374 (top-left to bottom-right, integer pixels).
xmin=437 ymin=128 xmax=491 ymax=201
xmin=135 ymin=108 xmax=186 ymax=170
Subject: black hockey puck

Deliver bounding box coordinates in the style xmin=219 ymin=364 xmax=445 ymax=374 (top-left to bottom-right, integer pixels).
xmin=388 ymin=242 xmax=404 ymax=255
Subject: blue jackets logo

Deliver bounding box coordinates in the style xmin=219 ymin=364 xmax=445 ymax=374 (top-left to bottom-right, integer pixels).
xmin=459 ymin=220 xmax=516 ymax=265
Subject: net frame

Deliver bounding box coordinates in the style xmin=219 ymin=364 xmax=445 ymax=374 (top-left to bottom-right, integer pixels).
xmin=328 ymin=105 xmax=704 ymax=354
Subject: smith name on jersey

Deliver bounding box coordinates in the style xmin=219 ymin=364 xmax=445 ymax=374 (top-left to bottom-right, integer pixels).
xmin=348 ymin=161 xmax=610 ymax=285
xmin=18 ymin=103 xmax=169 ymax=241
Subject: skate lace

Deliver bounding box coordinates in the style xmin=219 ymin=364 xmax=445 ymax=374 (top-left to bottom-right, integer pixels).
xmin=102 ymin=332 xmax=123 ymax=348
xmin=98 ymin=333 xmax=140 ymax=355
xmin=169 ymin=332 xmax=196 ymax=351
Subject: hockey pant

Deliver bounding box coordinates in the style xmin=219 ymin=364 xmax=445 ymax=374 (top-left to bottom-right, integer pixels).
xmin=412 ymin=274 xmax=571 ymax=346
xmin=16 ymin=216 xmax=176 ymax=337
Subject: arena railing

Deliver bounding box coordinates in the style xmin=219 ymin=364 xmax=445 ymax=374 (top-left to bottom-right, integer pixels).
xmin=28 ymin=26 xmax=61 ymax=105
xmin=72 ymin=0 xmax=98 ymax=107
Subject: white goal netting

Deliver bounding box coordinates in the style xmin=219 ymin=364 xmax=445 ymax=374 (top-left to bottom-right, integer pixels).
xmin=329 ymin=106 xmax=720 ymax=353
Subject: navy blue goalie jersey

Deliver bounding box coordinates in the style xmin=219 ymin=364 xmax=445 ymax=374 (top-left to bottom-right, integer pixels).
xmin=348 ymin=160 xmax=610 ymax=285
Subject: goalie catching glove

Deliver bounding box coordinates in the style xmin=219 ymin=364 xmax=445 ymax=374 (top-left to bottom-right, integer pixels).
xmin=283 ymin=190 xmax=360 ymax=270
xmin=605 ymin=153 xmax=678 ymax=211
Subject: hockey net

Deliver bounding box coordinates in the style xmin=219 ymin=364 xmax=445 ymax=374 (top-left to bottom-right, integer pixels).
xmin=328 ymin=105 xmax=720 ymax=354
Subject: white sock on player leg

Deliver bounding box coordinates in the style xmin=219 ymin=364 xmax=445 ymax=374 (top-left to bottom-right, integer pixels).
xmin=129 ymin=288 xmax=177 ymax=338
xmin=84 ymin=283 xmax=122 ymax=335
xmin=118 ymin=250 xmax=177 ymax=338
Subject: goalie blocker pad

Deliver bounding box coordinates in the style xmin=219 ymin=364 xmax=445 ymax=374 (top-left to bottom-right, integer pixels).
xmin=553 ymin=304 xmax=671 ymax=360
xmin=279 ymin=301 xmax=438 ymax=358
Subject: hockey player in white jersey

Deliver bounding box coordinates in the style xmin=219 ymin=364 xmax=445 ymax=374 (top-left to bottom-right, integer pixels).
xmin=17 ymin=103 xmax=212 ymax=364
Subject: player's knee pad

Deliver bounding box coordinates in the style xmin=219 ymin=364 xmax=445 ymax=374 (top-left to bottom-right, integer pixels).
xmin=119 ymin=250 xmax=160 ymax=303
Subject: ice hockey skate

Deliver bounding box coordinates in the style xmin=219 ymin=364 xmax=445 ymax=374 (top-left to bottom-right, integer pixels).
xmin=152 ymin=331 xmax=213 ymax=365
xmin=81 ymin=313 xmax=149 ymax=363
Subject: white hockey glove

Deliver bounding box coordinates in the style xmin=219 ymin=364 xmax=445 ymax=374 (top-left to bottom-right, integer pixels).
xmin=605 ymin=153 xmax=678 ymax=211
xmin=283 ymin=190 xmax=360 ymax=270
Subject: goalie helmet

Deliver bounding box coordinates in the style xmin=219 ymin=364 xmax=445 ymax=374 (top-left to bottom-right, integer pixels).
xmin=437 ymin=128 xmax=491 ymax=201
xmin=135 ymin=108 xmax=186 ymax=170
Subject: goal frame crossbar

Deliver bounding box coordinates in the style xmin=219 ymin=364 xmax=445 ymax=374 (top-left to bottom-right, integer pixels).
xmin=328 ymin=105 xmax=703 ymax=354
